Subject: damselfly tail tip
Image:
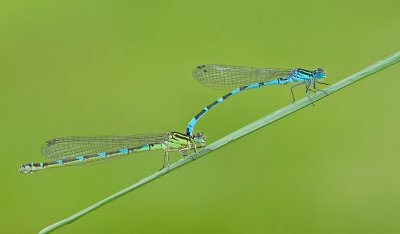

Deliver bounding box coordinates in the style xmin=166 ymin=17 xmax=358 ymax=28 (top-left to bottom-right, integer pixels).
xmin=19 ymin=163 xmax=36 ymax=174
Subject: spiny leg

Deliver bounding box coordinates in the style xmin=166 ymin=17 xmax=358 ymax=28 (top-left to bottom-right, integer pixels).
xmin=305 ymin=81 xmax=315 ymax=106
xmin=192 ymin=140 xmax=197 ymax=153
xmin=178 ymin=144 xmax=191 ymax=156
xmin=313 ymin=79 xmax=329 ymax=95
xmin=188 ymin=140 xmax=199 ymax=161
xmin=290 ymin=82 xmax=306 ymax=103
xmin=159 ymin=150 xmax=170 ymax=171
xmin=316 ymin=81 xmax=330 ymax=85
xmin=159 ymin=141 xmax=198 ymax=171
xmin=179 ymin=149 xmax=189 ymax=156
xmin=159 ymin=141 xmax=170 ymax=170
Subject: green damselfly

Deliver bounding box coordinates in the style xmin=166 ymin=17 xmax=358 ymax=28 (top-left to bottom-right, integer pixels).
xmin=19 ymin=132 xmax=205 ymax=173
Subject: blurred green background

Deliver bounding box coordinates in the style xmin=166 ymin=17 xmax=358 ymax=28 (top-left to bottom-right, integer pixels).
xmin=1 ymin=0 xmax=400 ymax=233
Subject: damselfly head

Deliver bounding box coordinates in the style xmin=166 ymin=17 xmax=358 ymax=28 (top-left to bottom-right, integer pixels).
xmin=314 ymin=68 xmax=326 ymax=79
xmin=193 ymin=132 xmax=206 ymax=145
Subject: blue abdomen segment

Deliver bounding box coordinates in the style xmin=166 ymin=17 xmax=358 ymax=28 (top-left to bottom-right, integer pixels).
xmin=186 ymin=76 xmax=291 ymax=136
xmin=19 ymin=145 xmax=154 ymax=173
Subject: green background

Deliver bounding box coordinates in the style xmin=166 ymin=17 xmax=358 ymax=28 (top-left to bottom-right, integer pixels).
xmin=1 ymin=0 xmax=400 ymax=233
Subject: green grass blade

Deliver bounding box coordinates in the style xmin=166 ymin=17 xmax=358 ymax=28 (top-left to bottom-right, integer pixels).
xmin=39 ymin=51 xmax=400 ymax=233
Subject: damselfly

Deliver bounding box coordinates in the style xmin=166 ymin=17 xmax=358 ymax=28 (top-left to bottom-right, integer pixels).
xmin=186 ymin=64 xmax=327 ymax=136
xmin=19 ymin=132 xmax=205 ymax=173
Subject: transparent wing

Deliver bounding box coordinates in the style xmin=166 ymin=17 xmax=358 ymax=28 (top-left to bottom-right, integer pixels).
xmin=193 ymin=64 xmax=292 ymax=90
xmin=41 ymin=133 xmax=169 ymax=160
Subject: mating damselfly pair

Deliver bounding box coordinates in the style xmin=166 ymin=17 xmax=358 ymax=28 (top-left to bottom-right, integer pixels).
xmin=19 ymin=64 xmax=326 ymax=173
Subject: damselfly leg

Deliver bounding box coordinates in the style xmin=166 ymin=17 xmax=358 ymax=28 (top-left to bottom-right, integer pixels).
xmin=313 ymin=79 xmax=329 ymax=95
xmin=290 ymin=81 xmax=306 ymax=103
xmin=305 ymin=81 xmax=315 ymax=106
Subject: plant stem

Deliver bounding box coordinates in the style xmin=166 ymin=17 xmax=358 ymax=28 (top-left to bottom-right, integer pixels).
xmin=39 ymin=51 xmax=400 ymax=233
